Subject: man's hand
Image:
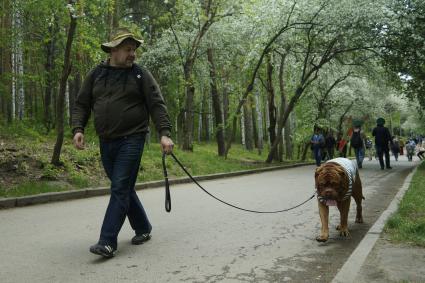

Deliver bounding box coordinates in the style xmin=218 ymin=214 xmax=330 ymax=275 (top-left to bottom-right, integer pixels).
xmin=160 ymin=136 xmax=174 ymax=155
xmin=73 ymin=132 xmax=85 ymax=150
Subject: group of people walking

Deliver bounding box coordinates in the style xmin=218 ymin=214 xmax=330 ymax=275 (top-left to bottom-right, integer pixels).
xmin=311 ymin=117 xmax=424 ymax=169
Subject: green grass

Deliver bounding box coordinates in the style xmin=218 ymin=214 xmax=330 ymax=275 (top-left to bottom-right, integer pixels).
xmin=0 ymin=123 xmax=304 ymax=198
xmin=0 ymin=181 xmax=75 ymax=198
xmin=385 ymin=161 xmax=425 ymax=247
xmin=139 ymin=142 xmax=295 ymax=182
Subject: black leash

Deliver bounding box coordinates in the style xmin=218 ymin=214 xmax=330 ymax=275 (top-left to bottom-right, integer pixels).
xmin=162 ymin=153 xmax=316 ymax=214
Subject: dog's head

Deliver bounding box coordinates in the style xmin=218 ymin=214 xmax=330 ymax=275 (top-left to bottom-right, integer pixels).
xmin=315 ymin=163 xmax=349 ymax=201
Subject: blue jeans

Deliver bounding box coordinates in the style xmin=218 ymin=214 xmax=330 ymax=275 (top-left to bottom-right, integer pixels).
xmin=313 ymin=146 xmax=321 ymax=166
xmin=98 ymin=134 xmax=152 ymax=249
xmin=354 ymin=147 xmax=365 ymax=167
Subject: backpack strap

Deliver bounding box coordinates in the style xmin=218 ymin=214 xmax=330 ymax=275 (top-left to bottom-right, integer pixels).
xmin=132 ymin=64 xmax=149 ymax=112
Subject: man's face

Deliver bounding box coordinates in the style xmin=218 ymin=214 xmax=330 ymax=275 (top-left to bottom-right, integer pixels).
xmin=110 ymin=39 xmax=138 ymax=68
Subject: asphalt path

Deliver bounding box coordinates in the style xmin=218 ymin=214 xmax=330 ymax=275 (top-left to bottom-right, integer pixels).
xmin=0 ymin=158 xmax=418 ymax=283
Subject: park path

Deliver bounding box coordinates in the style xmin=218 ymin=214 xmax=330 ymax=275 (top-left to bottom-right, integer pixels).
xmin=0 ymin=158 xmax=417 ymax=282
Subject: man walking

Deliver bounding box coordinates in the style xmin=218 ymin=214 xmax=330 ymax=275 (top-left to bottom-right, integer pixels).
xmin=72 ymin=28 xmax=174 ymax=258
xmin=311 ymin=127 xmax=325 ymax=166
xmin=350 ymin=124 xmax=366 ymax=168
xmin=372 ymin=118 xmax=393 ymax=170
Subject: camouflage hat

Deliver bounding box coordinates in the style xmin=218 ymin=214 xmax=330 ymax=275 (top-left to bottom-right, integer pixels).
xmin=101 ymin=28 xmax=143 ymax=53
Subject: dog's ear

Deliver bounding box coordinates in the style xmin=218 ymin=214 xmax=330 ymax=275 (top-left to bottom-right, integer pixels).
xmin=314 ymin=166 xmax=323 ymax=187
xmin=338 ymin=168 xmax=349 ymax=193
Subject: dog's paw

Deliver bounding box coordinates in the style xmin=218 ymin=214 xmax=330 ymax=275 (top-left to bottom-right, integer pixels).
xmin=355 ymin=217 xmax=364 ymax=223
xmin=316 ymin=235 xmax=328 ymax=242
xmin=339 ymin=230 xmax=351 ymax=238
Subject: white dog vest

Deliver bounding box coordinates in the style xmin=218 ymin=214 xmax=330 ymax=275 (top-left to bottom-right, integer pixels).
xmin=317 ymin=158 xmax=357 ymax=205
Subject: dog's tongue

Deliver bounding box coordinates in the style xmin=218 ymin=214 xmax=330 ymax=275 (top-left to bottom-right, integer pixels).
xmin=326 ymin=199 xmax=337 ymax=206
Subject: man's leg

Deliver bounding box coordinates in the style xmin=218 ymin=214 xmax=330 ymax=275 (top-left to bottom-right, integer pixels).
xmin=384 ymin=149 xmax=391 ymax=168
xmin=99 ymin=135 xmax=144 ymax=249
xmin=377 ymin=146 xmax=384 ymax=169
xmin=126 ymin=137 xmax=152 ymax=236
xmin=314 ymin=147 xmax=321 ymax=166
xmin=358 ymin=148 xmax=364 ymax=168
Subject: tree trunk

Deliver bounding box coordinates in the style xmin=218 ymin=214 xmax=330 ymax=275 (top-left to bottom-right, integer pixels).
xmin=266 ymin=53 xmax=278 ymax=161
xmin=0 ymin=0 xmax=12 ymax=121
xmin=177 ymin=110 xmax=184 ymax=146
xmin=178 ymin=1 xmax=216 ymax=151
xmin=284 ymin=114 xmax=293 ymax=159
xmin=301 ymin=142 xmax=309 ymax=161
xmin=243 ymin=102 xmax=254 ymax=150
xmin=68 ymin=72 xmax=81 ymax=126
xmin=222 ymin=84 xmax=229 ymax=130
xmin=44 ymin=19 xmax=58 ymax=132
xmin=107 ymin=0 xmax=119 ymax=37
xmin=240 ymin=109 xmax=245 ymax=147
xmin=182 ymin=65 xmax=195 ymax=151
xmin=254 ymin=86 xmax=264 ymax=154
xmin=266 ymin=86 xmax=304 ymax=163
xmin=12 ymin=0 xmax=24 ymax=120
xmin=51 ymin=3 xmax=77 ymax=166
xmin=207 ymin=48 xmax=225 ymax=156
xmin=201 ymin=91 xmax=210 ymax=141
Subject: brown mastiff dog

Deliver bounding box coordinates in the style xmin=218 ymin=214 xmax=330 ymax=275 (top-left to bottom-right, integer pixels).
xmin=315 ymin=158 xmax=364 ymax=242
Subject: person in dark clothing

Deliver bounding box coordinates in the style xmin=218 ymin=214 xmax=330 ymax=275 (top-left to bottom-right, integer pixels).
xmin=311 ymin=127 xmax=325 ymax=166
xmin=391 ymin=136 xmax=400 ymax=161
xmin=350 ymin=125 xmax=366 ymax=168
xmin=325 ymin=131 xmax=336 ymax=160
xmin=72 ymin=28 xmax=174 ymax=258
xmin=372 ymin=117 xmax=393 ymax=170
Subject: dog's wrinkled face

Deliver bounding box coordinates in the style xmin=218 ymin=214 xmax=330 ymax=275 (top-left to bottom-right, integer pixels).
xmin=315 ymin=163 xmax=348 ymax=201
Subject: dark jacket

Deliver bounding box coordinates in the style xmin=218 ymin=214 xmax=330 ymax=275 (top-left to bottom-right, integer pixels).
xmin=372 ymin=125 xmax=392 ymax=149
xmin=72 ymin=63 xmax=171 ymax=139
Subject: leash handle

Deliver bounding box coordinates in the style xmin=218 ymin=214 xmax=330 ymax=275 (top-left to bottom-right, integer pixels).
xmin=162 ymin=153 xmax=171 ymax=212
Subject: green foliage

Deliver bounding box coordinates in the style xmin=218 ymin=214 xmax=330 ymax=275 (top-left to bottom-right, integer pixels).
xmin=138 ymin=142 xmax=286 ymax=183
xmin=1 ymin=0 xmax=422 ymax=169
xmin=385 ymin=161 xmax=425 ymax=247
xmin=68 ymin=172 xmax=90 ymax=188
xmin=41 ymin=163 xmax=62 ymax=180
xmin=380 ymin=0 xmax=425 ymax=109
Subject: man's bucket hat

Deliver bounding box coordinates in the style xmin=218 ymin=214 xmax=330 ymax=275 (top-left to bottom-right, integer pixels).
xmin=101 ymin=28 xmax=143 ymax=53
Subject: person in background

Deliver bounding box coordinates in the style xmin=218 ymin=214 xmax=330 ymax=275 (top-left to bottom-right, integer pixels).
xmin=311 ymin=127 xmax=325 ymax=166
xmin=406 ymin=139 xmax=416 ymax=161
xmin=399 ymin=138 xmax=404 ymax=156
xmin=417 ymin=143 xmax=425 ymax=160
xmin=372 ymin=117 xmax=393 ymax=170
xmin=365 ymin=136 xmax=374 ymax=161
xmin=391 ymin=136 xmax=400 ymax=161
xmin=325 ymin=131 xmax=336 ymax=160
xmin=350 ymin=124 xmax=366 ymax=168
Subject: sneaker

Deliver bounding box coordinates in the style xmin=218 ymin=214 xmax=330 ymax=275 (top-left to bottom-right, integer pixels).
xmin=387 ymin=166 xmax=392 ymax=169
xmin=89 ymin=243 xmax=115 ymax=258
xmin=131 ymin=233 xmax=151 ymax=245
